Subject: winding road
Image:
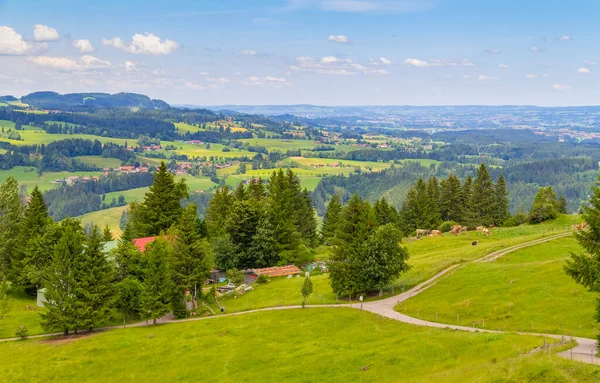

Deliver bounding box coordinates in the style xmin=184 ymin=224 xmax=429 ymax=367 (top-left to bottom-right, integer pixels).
xmin=4 ymin=231 xmax=598 ymax=365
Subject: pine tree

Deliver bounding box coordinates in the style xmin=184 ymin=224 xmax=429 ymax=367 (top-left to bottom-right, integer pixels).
xmin=248 ymin=214 xmax=279 ymax=267
xmin=374 ymin=197 xmax=400 ymax=228
xmin=557 ymin=195 xmax=568 ymax=214
xmin=171 ymin=204 xmax=212 ymax=309
xmin=493 ymin=174 xmax=510 ymax=226
xmin=565 ymin=177 xmax=600 ymax=342
xmin=301 ymin=276 xmax=313 ymax=307
xmin=439 ymin=174 xmax=463 ymax=223
xmin=400 ymin=178 xmax=439 ymax=234
xmin=227 ymin=198 xmax=263 ymax=268
xmin=0 ymin=176 xmax=24 ymax=276
xmin=427 ymin=176 xmax=441 ymax=221
xmin=297 ymin=189 xmax=318 ymax=247
xmin=468 ymin=164 xmax=496 ymax=227
xmin=321 ymin=194 xmax=342 ymax=244
xmin=142 ymin=239 xmax=173 ymax=325
xmin=102 ymin=225 xmax=113 ymax=242
xmin=268 ymin=169 xmax=300 ymax=254
xmin=14 ymin=186 xmax=54 ymax=290
xmin=74 ymin=227 xmax=115 ymax=331
xmin=40 ymin=218 xmax=85 ymax=336
xmin=247 ymin=178 xmax=266 ymax=200
xmin=205 ymin=186 xmax=233 ymax=239
xmin=129 ymin=162 xmax=189 ymax=237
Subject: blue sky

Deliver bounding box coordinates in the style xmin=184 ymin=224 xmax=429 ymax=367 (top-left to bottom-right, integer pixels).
xmin=0 ymin=0 xmax=598 ymax=105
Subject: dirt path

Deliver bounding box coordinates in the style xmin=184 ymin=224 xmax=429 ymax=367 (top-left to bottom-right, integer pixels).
xmin=5 ymin=231 xmax=596 ymax=366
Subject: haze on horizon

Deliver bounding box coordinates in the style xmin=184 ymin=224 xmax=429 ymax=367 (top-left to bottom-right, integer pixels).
xmin=1 ymin=0 xmax=599 ymax=106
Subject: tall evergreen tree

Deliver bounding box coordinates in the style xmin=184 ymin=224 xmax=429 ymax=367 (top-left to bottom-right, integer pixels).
xmin=74 ymin=227 xmax=115 ymax=331
xmin=0 ymin=176 xmax=24 ymax=276
xmin=142 ymin=239 xmax=173 ymax=325
xmin=528 ymin=186 xmax=559 ymax=224
xmin=205 ymin=186 xmax=233 ymax=239
xmin=427 ymin=176 xmax=441 ymax=221
xmin=493 ymin=174 xmax=510 ymax=226
xmin=565 ymin=177 xmax=600 ymax=343
xmin=248 ymin=214 xmax=279 ymax=267
xmin=268 ymin=169 xmax=301 ymax=254
xmin=129 ymin=162 xmax=188 ymax=237
xmin=321 ymin=194 xmax=342 ymax=244
xmin=468 ymin=164 xmax=496 ymax=227
xmin=557 ymin=195 xmax=568 ymax=214
xmin=297 ymin=189 xmax=318 ymax=247
xmin=171 ymin=204 xmax=212 ymax=308
xmin=40 ymin=218 xmax=85 ymax=336
xmin=439 ymin=174 xmax=463 ymax=222
xmin=400 ymin=178 xmax=439 ymax=234
xmin=374 ymin=197 xmax=400 ymax=228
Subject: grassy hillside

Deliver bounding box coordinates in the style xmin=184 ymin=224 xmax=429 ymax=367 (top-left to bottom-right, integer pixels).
xmin=397 ymin=235 xmax=597 ymax=338
xmin=1 ymin=308 xmax=595 ymax=382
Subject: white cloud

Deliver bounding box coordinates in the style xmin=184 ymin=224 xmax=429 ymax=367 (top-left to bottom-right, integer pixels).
xmin=499 ymin=64 xmax=509 ymax=69
xmin=0 ymin=26 xmax=34 ymax=55
xmin=404 ymin=57 xmax=473 ymax=67
xmin=242 ymin=49 xmax=257 ymax=56
xmin=528 ymin=47 xmax=541 ymax=52
xmin=577 ymin=67 xmax=590 ymax=74
xmin=584 ymin=61 xmax=597 ymax=66
xmin=525 ymin=74 xmax=536 ymax=79
xmin=558 ymin=34 xmax=572 ymax=41
xmin=365 ymin=68 xmax=389 ymax=75
xmin=33 ymin=24 xmax=59 ymax=42
xmin=484 ymin=48 xmax=501 ymax=54
xmin=379 ymin=57 xmax=392 ymax=65
xmin=207 ymin=77 xmax=231 ymax=85
xmin=28 ymin=55 xmax=111 ymax=71
xmin=479 ymin=75 xmax=499 ymax=81
xmin=321 ymin=56 xmax=340 ymax=64
xmin=72 ymin=39 xmax=95 ymax=53
xmin=553 ymin=83 xmax=571 ymax=91
xmin=101 ymin=33 xmax=179 ymax=55
xmin=328 ymin=34 xmax=350 ymax=43
xmin=404 ymin=58 xmax=430 ymax=67
xmin=243 ymin=75 xmax=291 ymax=86
xmin=124 ymin=60 xmax=136 ymax=71
xmin=181 ymin=82 xmax=204 ymax=90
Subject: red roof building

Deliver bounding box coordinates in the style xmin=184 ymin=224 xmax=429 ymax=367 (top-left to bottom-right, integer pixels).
xmin=131 ymin=236 xmax=158 ymax=252
xmin=253 ymin=265 xmax=302 ymax=277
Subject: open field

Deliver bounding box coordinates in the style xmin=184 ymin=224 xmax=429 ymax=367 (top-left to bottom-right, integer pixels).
xmin=393 ymin=215 xmax=581 ymax=292
xmin=104 ymin=187 xmax=150 ymax=204
xmin=78 ymin=205 xmax=128 ymax=236
xmin=397 ymin=236 xmax=598 ymax=338
xmin=76 ymin=156 xmax=122 ymax=169
xmin=1 ymin=308 xmax=594 ymax=382
xmin=161 ymin=141 xmax=256 ymax=159
xmin=1 ymin=125 xmax=129 ymax=146
xmin=0 ymin=167 xmax=104 ymax=193
xmin=1 ymin=290 xmax=43 ymax=339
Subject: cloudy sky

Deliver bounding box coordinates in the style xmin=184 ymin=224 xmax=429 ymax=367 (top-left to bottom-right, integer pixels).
xmin=0 ymin=0 xmax=599 ymax=106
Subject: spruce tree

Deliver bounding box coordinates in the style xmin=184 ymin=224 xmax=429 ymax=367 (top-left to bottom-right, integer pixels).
xmin=102 ymin=225 xmax=113 ymax=242
xmin=297 ymin=189 xmax=318 ymax=247
xmin=565 ymin=177 xmax=600 ymax=341
xmin=248 ymin=214 xmax=279 ymax=267
xmin=40 ymin=218 xmax=85 ymax=336
xmin=205 ymin=186 xmax=233 ymax=239
xmin=142 ymin=239 xmax=173 ymax=325
xmin=321 ymin=194 xmax=342 ymax=244
xmin=374 ymin=197 xmax=400 ymax=228
xmin=0 ymin=176 xmax=24 ymax=276
xmin=74 ymin=227 xmax=115 ymax=331
xmin=171 ymin=204 xmax=212 ymax=308
xmin=493 ymin=174 xmax=510 ymax=226
xmin=439 ymin=174 xmax=463 ymax=223
xmin=528 ymin=186 xmax=559 ymax=224
xmin=400 ymin=178 xmax=439 ymax=233
xmin=427 ymin=176 xmax=441 ymax=221
xmin=129 ymin=162 xmax=188 ymax=237
xmin=268 ymin=169 xmax=300 ymax=254
xmin=557 ymin=195 xmax=568 ymax=214
xmin=468 ymin=164 xmax=496 ymax=227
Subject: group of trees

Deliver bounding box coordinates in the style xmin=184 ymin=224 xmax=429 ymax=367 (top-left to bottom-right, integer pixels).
xmin=400 ymin=164 xmax=509 ymax=232
xmin=321 ymin=194 xmax=410 ymax=297
xmin=204 ymin=169 xmax=317 ymax=270
xmin=0 ymin=162 xmax=213 ymax=334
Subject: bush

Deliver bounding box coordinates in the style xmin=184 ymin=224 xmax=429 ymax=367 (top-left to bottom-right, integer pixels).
xmin=15 ymin=325 xmax=28 ymax=340
xmin=439 ymin=221 xmax=458 ymax=233
xmin=503 ymin=213 xmax=527 ymax=227
xmin=255 ymin=274 xmax=269 ymax=285
xmin=226 ymin=269 xmax=245 ymax=286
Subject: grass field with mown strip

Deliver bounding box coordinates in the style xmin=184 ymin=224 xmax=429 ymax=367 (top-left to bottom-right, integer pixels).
xmin=2 ymin=308 xmax=595 ymax=382
xmin=0 ymin=167 xmax=104 ymax=193
xmin=75 ymin=155 xmax=122 ymax=169
xmin=397 ymin=236 xmax=598 ymax=338
xmin=78 ymin=205 xmax=128 ymax=237
xmin=392 ymin=215 xmax=581 ymax=292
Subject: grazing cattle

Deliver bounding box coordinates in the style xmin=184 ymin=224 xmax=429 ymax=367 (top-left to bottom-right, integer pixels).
xmin=482 ymin=228 xmax=491 ymax=236
xmin=572 ymin=224 xmax=583 ymax=231
xmin=488 ymin=224 xmax=495 ymax=229
xmin=476 ymin=226 xmax=484 ymax=232
xmin=429 ymin=230 xmax=442 ymax=237
xmin=460 ymin=226 xmax=467 ymax=232
xmin=581 ymin=222 xmax=588 ymax=229
xmin=450 ymin=227 xmax=461 ymax=236
xmin=416 ymin=229 xmax=430 ymax=238
xmin=472 ymin=241 xmax=479 ymax=246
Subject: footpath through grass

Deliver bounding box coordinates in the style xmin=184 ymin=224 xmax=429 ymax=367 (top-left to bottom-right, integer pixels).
xmin=397 ymin=236 xmax=597 ymax=338
xmin=2 ymin=308 xmax=597 ymax=382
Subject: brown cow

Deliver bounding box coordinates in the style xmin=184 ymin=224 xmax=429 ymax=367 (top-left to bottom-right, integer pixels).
xmin=476 ymin=226 xmax=484 ymax=232
xmin=460 ymin=226 xmax=467 ymax=232
xmin=572 ymin=224 xmax=583 ymax=231
xmin=482 ymin=228 xmax=491 ymax=236
xmin=450 ymin=227 xmax=461 ymax=236
xmin=430 ymin=230 xmax=442 ymax=237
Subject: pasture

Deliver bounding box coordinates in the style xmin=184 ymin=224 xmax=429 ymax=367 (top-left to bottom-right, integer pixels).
xmin=76 ymin=156 xmax=122 ymax=169
xmin=1 ymin=308 xmax=593 ymax=382
xmin=397 ymin=236 xmax=598 ymax=338
xmin=0 ymin=167 xmax=104 ymax=193
xmin=78 ymin=205 xmax=128 ymax=237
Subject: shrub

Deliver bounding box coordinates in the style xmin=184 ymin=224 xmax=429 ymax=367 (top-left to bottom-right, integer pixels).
xmin=255 ymin=274 xmax=269 ymax=285
xmin=439 ymin=221 xmax=458 ymax=233
xmin=15 ymin=325 xmax=28 ymax=340
xmin=503 ymin=213 xmax=527 ymax=227
xmin=226 ymin=269 xmax=245 ymax=286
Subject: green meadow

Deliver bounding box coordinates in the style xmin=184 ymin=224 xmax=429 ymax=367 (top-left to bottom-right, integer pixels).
xmin=0 ymin=167 xmax=104 ymax=193
xmin=2 ymin=308 xmax=594 ymax=382
xmin=397 ymin=236 xmax=598 ymax=338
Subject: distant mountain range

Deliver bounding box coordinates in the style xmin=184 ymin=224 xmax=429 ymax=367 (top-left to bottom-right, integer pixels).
xmin=11 ymin=92 xmax=170 ymax=110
